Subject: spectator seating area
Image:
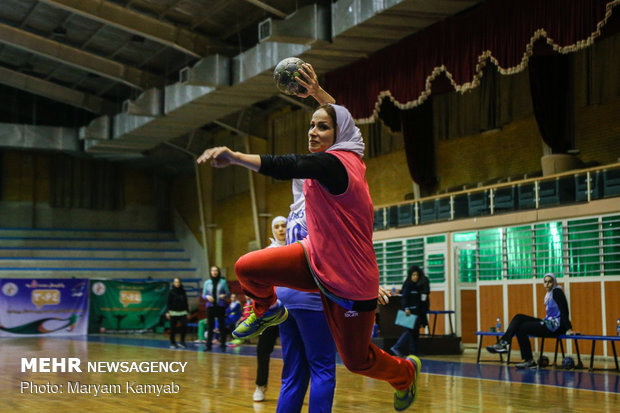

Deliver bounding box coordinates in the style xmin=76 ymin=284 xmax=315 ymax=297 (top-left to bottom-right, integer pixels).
xmin=0 ymin=227 xmax=197 ymax=279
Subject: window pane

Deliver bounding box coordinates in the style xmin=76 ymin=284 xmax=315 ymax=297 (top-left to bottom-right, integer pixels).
xmin=385 ymin=241 xmax=405 ymax=285
xmin=405 ymin=238 xmax=425 ymax=269
xmin=426 ymin=235 xmax=446 ymax=244
xmin=534 ymin=222 xmax=564 ymax=278
xmin=459 ymin=249 xmax=477 ymax=283
xmin=507 ymin=226 xmax=533 ymax=279
xmin=478 ymin=229 xmax=503 ymax=280
xmin=454 ymin=232 xmax=476 ymax=243
xmin=427 ymin=253 xmax=445 ymax=283
xmin=568 ymin=218 xmax=601 ymax=276
xmin=374 ymin=242 xmax=386 ymax=284
xmin=603 ymin=215 xmax=620 ymax=276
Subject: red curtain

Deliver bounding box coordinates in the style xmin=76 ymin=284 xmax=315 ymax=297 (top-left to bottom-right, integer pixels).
xmin=528 ymin=48 xmax=575 ymax=153
xmin=326 ymin=0 xmax=618 ymax=120
xmin=400 ymin=100 xmax=436 ymax=193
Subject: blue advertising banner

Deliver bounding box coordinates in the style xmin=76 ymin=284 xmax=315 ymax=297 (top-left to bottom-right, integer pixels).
xmin=0 ymin=278 xmax=89 ymax=337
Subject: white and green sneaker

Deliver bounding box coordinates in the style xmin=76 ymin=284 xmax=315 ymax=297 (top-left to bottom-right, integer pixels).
xmin=394 ymin=355 xmax=421 ymax=411
xmin=232 ymin=300 xmax=288 ymax=340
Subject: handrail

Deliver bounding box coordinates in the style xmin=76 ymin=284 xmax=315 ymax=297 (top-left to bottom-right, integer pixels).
xmin=375 ymin=161 xmax=620 ymax=209
xmin=373 ymin=161 xmax=620 ymax=229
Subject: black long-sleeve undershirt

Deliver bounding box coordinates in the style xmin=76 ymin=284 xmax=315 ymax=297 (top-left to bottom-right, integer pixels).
xmin=259 ymin=153 xmax=348 ymax=195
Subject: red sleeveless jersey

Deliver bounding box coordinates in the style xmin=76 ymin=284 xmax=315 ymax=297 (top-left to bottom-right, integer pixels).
xmin=301 ymin=150 xmax=379 ymax=301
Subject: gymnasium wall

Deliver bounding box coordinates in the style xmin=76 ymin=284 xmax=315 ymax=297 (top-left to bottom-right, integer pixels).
xmin=435 ymin=117 xmax=544 ymax=191
xmin=576 ymin=99 xmax=620 ymax=164
xmin=0 ymin=149 xmax=159 ymax=229
xmin=435 ymin=98 xmax=620 ymax=194
xmin=365 ymin=150 xmax=414 ymax=206
xmin=2 ymin=150 xmax=50 ymax=203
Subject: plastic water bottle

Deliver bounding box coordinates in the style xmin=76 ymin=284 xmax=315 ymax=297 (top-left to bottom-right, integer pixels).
xmin=617 ymin=318 xmax=620 ymax=337
xmin=496 ymin=317 xmax=502 ymax=332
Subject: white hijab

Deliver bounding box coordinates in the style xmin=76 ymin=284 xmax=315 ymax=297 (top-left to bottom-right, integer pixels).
xmin=291 ymin=104 xmax=366 ymax=207
xmin=543 ymin=273 xmax=560 ymax=305
xmin=326 ymin=104 xmax=365 ymax=158
xmin=268 ymin=215 xmax=287 ymax=247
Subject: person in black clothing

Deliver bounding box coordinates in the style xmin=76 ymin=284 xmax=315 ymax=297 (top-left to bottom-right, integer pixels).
xmin=486 ymin=273 xmax=573 ymax=368
xmin=166 ymin=277 xmax=189 ymax=349
xmin=254 ymin=325 xmax=279 ymax=401
xmin=390 ymin=265 xmax=430 ymax=357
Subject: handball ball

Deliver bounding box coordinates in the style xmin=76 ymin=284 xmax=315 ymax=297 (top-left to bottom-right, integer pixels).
xmin=274 ymin=57 xmax=307 ymax=95
xmin=562 ymin=356 xmax=575 ymax=369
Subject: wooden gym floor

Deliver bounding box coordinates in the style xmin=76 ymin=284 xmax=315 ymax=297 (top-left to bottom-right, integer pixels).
xmin=1 ymin=334 xmax=619 ymax=412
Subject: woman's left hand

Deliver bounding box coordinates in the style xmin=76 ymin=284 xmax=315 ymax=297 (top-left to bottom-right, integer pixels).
xmin=377 ymin=286 xmax=391 ymax=305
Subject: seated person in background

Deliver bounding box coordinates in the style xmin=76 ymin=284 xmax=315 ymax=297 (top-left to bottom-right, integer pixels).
xmin=197 ymin=318 xmax=208 ymax=343
xmin=241 ymin=297 xmax=253 ymax=321
xmin=225 ymin=293 xmax=242 ymax=330
xmin=486 ymin=273 xmax=573 ymax=368
xmin=228 ymin=297 xmax=252 ymax=348
xmin=210 ymin=293 xmax=242 ymax=345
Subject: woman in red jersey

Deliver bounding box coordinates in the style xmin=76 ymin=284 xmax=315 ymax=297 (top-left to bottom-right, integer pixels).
xmin=197 ymin=103 xmax=420 ymax=411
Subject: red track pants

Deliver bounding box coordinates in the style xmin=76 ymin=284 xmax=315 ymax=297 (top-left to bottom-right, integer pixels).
xmin=235 ymin=242 xmax=416 ymax=391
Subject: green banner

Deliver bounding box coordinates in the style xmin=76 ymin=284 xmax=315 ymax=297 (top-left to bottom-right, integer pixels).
xmin=88 ymin=280 xmax=169 ymax=333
